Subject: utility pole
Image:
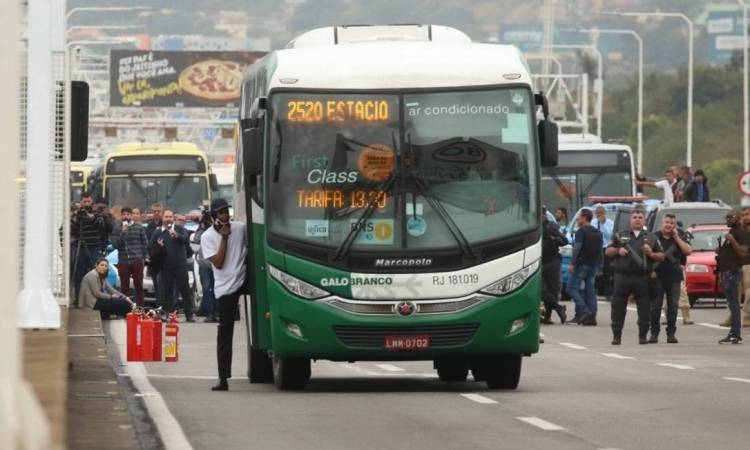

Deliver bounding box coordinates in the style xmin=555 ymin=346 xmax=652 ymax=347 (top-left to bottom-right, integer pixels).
xmin=542 ymin=0 xmax=556 ymax=78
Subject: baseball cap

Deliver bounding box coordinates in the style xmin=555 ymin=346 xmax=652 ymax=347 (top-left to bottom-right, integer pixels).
xmin=210 ymin=198 xmax=231 ymax=214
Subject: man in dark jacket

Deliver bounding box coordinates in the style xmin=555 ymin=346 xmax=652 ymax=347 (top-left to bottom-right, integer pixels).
xmin=566 ymin=208 xmax=603 ymax=325
xmin=150 ymin=209 xmax=195 ymax=321
xmin=145 ymin=203 xmax=163 ymax=301
xmin=541 ymin=208 xmax=568 ymax=324
xmin=110 ymin=206 xmax=148 ymax=306
xmin=683 ymin=169 xmax=710 ymax=202
xmin=71 ymin=192 xmax=113 ymax=299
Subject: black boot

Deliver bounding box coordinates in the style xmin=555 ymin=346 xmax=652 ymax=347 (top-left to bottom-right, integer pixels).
xmin=556 ymin=304 xmax=567 ymax=324
xmin=211 ymin=378 xmax=228 ymax=391
xmin=541 ymin=307 xmax=553 ymax=325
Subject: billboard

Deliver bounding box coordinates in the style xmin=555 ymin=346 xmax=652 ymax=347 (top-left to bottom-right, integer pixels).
xmin=706 ymin=7 xmax=747 ymax=65
xmin=109 ymin=50 xmax=266 ymax=107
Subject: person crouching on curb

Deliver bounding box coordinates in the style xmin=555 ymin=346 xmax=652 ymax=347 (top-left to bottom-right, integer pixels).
xmin=79 ymin=257 xmax=134 ymax=320
xmin=201 ymin=198 xmax=248 ymax=391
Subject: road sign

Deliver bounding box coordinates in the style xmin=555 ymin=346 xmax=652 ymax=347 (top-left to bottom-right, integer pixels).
xmin=737 ymin=171 xmax=750 ymax=196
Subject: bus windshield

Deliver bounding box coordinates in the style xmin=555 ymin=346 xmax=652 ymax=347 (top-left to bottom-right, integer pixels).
xmin=106 ymin=176 xmax=208 ymax=214
xmin=267 ymin=88 xmax=537 ymax=255
xmin=542 ymin=150 xmax=633 ymax=214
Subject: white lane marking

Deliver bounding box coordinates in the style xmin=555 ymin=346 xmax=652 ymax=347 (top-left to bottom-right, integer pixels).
xmin=109 ymin=321 xmax=193 ymax=450
xmin=656 ymin=363 xmax=694 ymax=370
xmin=375 ymin=364 xmax=405 ymax=372
xmin=118 ymin=373 xmax=217 ymax=380
xmin=723 ymin=377 xmax=750 ymax=384
xmin=698 ymin=322 xmax=729 ymax=330
xmin=601 ymin=353 xmax=635 ymax=360
xmin=340 ymin=364 xmax=382 ymax=376
xmin=517 ymin=417 xmax=565 ymax=431
xmin=460 ymin=393 xmax=498 ymax=404
xmin=560 ymin=342 xmax=587 ymax=350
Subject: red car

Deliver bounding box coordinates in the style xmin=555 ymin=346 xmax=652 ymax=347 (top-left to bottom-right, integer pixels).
xmin=685 ymin=224 xmax=728 ymax=306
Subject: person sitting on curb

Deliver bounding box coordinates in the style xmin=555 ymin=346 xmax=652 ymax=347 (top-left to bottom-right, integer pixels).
xmin=78 ymin=257 xmax=134 ymax=320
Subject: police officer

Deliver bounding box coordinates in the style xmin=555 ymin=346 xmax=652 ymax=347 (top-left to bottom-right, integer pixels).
xmin=606 ymin=208 xmax=665 ymax=345
xmin=541 ymin=208 xmax=568 ymax=324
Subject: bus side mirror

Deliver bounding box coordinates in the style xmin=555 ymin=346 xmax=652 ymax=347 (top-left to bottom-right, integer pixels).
xmin=538 ymin=120 xmax=558 ymax=167
xmin=535 ymin=92 xmax=558 ymax=167
xmin=241 ymin=125 xmax=263 ymax=177
xmin=209 ymin=173 xmax=218 ymax=191
xmin=70 ymin=81 xmax=89 ymax=162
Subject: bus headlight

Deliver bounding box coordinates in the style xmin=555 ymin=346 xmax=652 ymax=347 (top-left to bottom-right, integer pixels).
xmin=480 ymin=260 xmax=540 ymax=296
xmin=268 ymin=265 xmax=330 ymax=300
xmin=686 ymin=264 xmax=709 ymax=273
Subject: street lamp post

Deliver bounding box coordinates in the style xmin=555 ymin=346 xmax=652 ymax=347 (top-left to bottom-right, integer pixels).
xmin=564 ymin=28 xmax=645 ymax=173
xmin=738 ymin=1 xmax=749 ymax=171
xmin=607 ymin=11 xmax=694 ymax=168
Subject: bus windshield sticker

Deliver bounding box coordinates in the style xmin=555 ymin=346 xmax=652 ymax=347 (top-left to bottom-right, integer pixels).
xmin=406 ymin=216 xmax=427 ymax=237
xmin=351 ymin=219 xmax=394 ymax=245
xmin=305 ymin=220 xmax=329 ymax=237
xmin=357 ymin=144 xmax=395 ymax=182
xmin=502 ymin=113 xmax=530 ymax=144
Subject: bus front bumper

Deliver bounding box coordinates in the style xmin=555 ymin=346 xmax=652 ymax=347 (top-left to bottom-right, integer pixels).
xmin=266 ymin=272 xmax=541 ymax=360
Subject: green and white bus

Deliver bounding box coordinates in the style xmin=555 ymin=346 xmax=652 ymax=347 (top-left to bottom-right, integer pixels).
xmin=234 ymin=24 xmax=558 ymax=390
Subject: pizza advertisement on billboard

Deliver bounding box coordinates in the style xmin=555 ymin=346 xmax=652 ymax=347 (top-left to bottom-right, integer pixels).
xmin=109 ymin=50 xmax=266 ymax=107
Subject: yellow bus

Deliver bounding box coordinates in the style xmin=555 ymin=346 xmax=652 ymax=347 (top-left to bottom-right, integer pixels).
xmin=91 ymin=142 xmax=216 ymax=215
xmin=70 ymin=164 xmax=93 ymax=202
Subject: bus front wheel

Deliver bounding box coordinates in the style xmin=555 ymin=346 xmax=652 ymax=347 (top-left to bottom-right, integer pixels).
xmin=272 ymin=356 xmax=311 ymax=390
xmin=473 ymin=355 xmax=522 ymax=390
xmin=248 ymin=348 xmax=273 ymax=383
xmin=435 ymin=359 xmax=469 ymax=382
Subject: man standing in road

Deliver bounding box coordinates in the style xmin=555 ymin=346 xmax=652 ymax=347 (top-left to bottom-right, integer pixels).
xmin=110 ymin=206 xmax=148 ymax=306
xmin=150 ymin=209 xmax=195 ymax=322
xmin=145 ymin=203 xmax=163 ymax=301
xmin=566 ymin=208 xmax=602 ymax=325
xmin=541 ymin=207 xmax=568 ymax=324
xmin=716 ymin=211 xmax=748 ymax=344
xmin=71 ymin=192 xmax=113 ymax=299
xmin=201 ymin=198 xmax=247 ymax=391
xmin=649 ymin=214 xmax=692 ymax=344
xmin=591 ymin=206 xmax=614 ymax=301
xmin=606 ymin=209 xmax=665 ymax=345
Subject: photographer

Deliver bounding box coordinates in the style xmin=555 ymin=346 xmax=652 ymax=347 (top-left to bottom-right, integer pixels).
xmin=716 ymin=211 xmax=749 ymax=344
xmin=110 ymin=206 xmax=148 ymax=306
xmin=192 ymin=210 xmax=217 ymax=322
xmin=150 ymin=209 xmax=195 ymax=322
xmin=71 ymin=192 xmax=113 ymax=300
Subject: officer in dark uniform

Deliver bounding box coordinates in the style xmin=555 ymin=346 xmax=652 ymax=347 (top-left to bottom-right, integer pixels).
xmin=541 ymin=207 xmax=568 ymax=324
xmin=606 ymin=208 xmax=665 ymax=345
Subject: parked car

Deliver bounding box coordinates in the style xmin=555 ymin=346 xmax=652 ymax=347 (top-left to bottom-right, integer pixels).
xmin=685 ymin=224 xmax=727 ymax=307
xmin=645 ymin=200 xmax=731 ymax=233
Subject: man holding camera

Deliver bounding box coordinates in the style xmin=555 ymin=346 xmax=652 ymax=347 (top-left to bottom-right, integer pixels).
xmin=71 ymin=192 xmax=113 ymax=300
xmin=606 ymin=208 xmax=664 ymax=345
xmin=110 ymin=206 xmax=148 ymax=306
xmin=716 ymin=211 xmax=748 ymax=344
xmin=150 ymin=209 xmax=195 ymax=322
xmin=201 ymin=198 xmax=247 ymax=391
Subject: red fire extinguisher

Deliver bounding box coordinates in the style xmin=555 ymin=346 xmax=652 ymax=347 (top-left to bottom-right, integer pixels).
xmin=127 ymin=310 xmax=143 ymax=362
xmin=150 ymin=312 xmax=163 ymax=362
xmin=164 ymin=312 xmax=180 ymax=363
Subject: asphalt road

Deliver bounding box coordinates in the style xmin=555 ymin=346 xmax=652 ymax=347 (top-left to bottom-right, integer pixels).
xmin=107 ymin=299 xmax=750 ymax=450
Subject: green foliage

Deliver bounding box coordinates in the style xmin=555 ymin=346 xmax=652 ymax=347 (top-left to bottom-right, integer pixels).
xmin=603 ymin=62 xmax=747 ymax=205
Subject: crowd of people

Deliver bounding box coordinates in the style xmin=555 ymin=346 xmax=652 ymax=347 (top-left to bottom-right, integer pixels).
xmin=542 ymin=190 xmax=749 ymax=346
xmin=69 ymin=192 xmax=230 ymax=324
xmin=636 ymin=165 xmax=711 ymax=204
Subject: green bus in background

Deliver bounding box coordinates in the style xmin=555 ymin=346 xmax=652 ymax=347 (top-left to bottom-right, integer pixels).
xmin=234 ymin=25 xmax=558 ymax=390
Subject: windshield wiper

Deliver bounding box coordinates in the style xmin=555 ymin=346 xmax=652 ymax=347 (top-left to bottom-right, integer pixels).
xmin=166 ymin=173 xmax=185 ymax=206
xmin=127 ymin=174 xmax=149 ymax=202
xmin=332 ymin=174 xmax=396 ymax=261
xmin=406 ymin=134 xmax=476 ymax=260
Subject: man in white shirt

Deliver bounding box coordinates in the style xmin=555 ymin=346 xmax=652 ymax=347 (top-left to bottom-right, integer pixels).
xmin=201 ymin=198 xmax=248 ymax=391
xmin=636 ymin=168 xmax=676 ymax=205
